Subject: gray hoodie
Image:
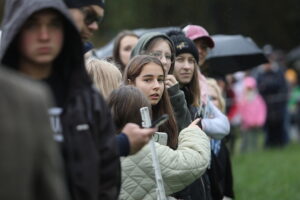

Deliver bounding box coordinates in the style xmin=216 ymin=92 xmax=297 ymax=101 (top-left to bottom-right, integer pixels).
xmin=0 ymin=1 xmax=120 ymax=200
xmin=130 ymin=32 xmax=192 ymax=131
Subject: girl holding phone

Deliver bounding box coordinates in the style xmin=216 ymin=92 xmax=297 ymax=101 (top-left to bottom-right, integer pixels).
xmin=107 ymin=84 xmax=210 ymax=199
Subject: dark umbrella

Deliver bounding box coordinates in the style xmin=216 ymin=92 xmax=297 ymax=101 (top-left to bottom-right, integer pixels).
xmin=204 ymin=34 xmax=268 ymax=76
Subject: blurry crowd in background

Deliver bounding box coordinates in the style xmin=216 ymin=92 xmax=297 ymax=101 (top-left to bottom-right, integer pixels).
xmin=0 ymin=0 xmax=300 ymax=200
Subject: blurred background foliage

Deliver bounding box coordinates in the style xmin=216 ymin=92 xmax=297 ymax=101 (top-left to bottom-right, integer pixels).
xmin=1 ymin=0 xmax=300 ymax=51
xmin=97 ymin=0 xmax=300 ymax=51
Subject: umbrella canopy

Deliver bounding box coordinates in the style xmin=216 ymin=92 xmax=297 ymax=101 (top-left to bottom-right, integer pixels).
xmin=205 ymin=34 xmax=268 ymax=76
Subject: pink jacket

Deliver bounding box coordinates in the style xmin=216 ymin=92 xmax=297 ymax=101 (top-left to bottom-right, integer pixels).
xmin=238 ymin=92 xmax=267 ymax=130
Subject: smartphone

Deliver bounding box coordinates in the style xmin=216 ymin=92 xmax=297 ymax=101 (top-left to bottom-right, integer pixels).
xmin=153 ymin=132 xmax=168 ymax=145
xmin=151 ymin=114 xmax=169 ymax=128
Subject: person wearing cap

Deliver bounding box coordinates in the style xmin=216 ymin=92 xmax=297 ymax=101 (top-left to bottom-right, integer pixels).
xmin=182 ymin=25 xmax=215 ymax=66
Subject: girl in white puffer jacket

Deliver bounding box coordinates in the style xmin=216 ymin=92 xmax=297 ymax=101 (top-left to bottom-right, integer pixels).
xmin=108 ymin=55 xmax=211 ymax=200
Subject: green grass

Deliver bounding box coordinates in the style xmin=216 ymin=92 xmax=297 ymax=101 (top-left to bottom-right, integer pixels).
xmin=232 ymin=143 xmax=300 ymax=200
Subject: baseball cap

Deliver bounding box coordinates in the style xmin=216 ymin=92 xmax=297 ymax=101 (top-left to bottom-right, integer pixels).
xmin=182 ymin=25 xmax=215 ymax=48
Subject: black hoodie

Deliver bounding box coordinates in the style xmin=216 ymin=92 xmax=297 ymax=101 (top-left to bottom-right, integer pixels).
xmin=0 ymin=0 xmax=120 ymax=200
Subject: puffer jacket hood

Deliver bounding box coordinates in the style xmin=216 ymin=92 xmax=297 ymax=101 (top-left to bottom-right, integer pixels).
xmin=0 ymin=0 xmax=91 ymax=106
xmin=131 ymin=32 xmax=175 ymax=74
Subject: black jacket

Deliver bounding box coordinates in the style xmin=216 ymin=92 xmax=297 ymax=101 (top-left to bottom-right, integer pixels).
xmin=0 ymin=0 xmax=120 ymax=199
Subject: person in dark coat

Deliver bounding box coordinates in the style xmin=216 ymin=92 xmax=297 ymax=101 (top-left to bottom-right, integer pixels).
xmin=257 ymin=53 xmax=289 ymax=148
xmin=0 ymin=67 xmax=69 ymax=200
xmin=0 ymin=0 xmax=120 ymax=199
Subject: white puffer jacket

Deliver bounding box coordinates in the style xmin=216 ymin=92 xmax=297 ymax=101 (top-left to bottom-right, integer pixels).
xmin=120 ymin=126 xmax=211 ymax=200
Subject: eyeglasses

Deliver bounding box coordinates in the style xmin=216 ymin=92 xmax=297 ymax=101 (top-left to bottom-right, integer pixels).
xmin=80 ymin=8 xmax=104 ymax=26
xmin=149 ymin=51 xmax=174 ymax=63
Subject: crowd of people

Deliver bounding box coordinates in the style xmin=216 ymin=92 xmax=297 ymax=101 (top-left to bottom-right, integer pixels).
xmin=0 ymin=0 xmax=296 ymax=200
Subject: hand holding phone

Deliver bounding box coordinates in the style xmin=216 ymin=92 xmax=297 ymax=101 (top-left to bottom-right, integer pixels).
xmin=151 ymin=114 xmax=169 ymax=128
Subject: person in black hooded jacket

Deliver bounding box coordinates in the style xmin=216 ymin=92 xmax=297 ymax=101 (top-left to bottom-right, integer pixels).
xmin=0 ymin=0 xmax=120 ymax=199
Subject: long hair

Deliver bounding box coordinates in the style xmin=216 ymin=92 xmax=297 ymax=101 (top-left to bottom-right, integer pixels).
xmin=181 ymin=62 xmax=201 ymax=107
xmin=123 ymin=55 xmax=179 ymax=149
xmin=86 ymin=58 xmax=122 ymax=99
xmin=112 ymin=30 xmax=138 ymax=72
xmin=107 ymin=85 xmax=151 ymax=133
xmin=206 ymin=78 xmax=225 ymax=112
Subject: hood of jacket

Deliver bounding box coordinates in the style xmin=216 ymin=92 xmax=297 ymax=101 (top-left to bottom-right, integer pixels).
xmin=0 ymin=0 xmax=91 ymax=106
xmin=130 ymin=32 xmax=175 ymax=74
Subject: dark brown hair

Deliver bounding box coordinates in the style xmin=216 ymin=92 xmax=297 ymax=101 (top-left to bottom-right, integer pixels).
xmin=123 ymin=55 xmax=179 ymax=149
xmin=112 ymin=30 xmax=138 ymax=72
xmin=108 ymin=85 xmax=151 ymax=132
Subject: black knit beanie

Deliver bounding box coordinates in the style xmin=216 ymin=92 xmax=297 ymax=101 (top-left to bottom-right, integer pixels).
xmin=167 ymin=30 xmax=199 ymax=63
xmin=64 ymin=0 xmax=105 ymax=9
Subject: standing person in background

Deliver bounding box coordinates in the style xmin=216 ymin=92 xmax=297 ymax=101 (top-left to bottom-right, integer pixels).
xmin=112 ymin=30 xmax=138 ymax=73
xmin=238 ymin=76 xmax=267 ymax=152
xmin=0 ymin=67 xmax=69 ymax=200
xmin=257 ymin=49 xmax=289 ymax=148
xmin=0 ymin=0 xmax=121 ymax=199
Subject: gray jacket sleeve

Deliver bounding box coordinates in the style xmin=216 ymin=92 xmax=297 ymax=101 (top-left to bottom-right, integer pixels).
xmin=168 ymin=84 xmax=192 ymax=131
xmin=201 ymin=100 xmax=230 ymax=139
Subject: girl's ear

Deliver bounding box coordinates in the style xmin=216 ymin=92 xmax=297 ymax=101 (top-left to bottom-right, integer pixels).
xmin=128 ymin=79 xmax=133 ymax=85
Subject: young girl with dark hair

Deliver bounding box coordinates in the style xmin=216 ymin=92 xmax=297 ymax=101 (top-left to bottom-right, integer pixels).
xmin=107 ymin=85 xmax=211 ymax=200
xmin=123 ymin=55 xmax=179 ymax=149
xmin=131 ymin=32 xmax=192 ymax=131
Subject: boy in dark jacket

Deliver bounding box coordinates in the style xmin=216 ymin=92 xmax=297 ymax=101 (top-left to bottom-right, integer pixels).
xmin=0 ymin=0 xmax=119 ymax=199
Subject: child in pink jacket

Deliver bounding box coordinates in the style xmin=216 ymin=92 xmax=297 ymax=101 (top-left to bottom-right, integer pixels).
xmin=238 ymin=76 xmax=267 ymax=152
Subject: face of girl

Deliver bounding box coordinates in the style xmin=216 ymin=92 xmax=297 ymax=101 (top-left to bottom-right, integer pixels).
xmin=207 ymin=85 xmax=220 ymax=109
xmin=133 ymin=62 xmax=165 ymax=105
xmin=174 ymin=53 xmax=196 ymax=84
xmin=149 ymin=40 xmax=172 ymax=73
xmin=119 ymin=35 xmax=138 ymax=66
